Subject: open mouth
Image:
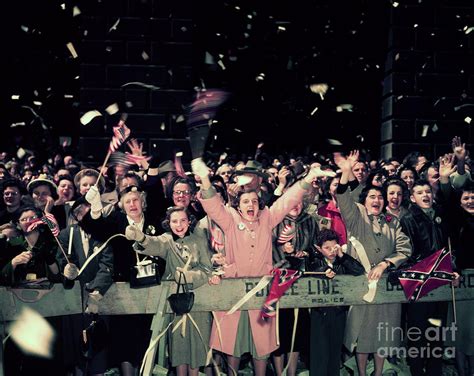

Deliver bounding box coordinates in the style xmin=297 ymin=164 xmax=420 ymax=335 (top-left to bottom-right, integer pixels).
xmin=247 ymin=209 xmax=255 ymax=217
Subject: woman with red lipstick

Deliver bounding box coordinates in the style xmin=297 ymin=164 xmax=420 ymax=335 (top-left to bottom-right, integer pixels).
xmin=192 ymin=157 xmax=329 ymax=376
xmin=383 ymin=178 xmax=409 ymax=219
xmin=125 ymin=206 xmax=215 ymax=376
xmin=334 ymin=152 xmax=411 ymax=376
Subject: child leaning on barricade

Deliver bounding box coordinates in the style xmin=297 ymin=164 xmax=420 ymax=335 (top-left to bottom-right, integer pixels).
xmin=308 ymin=229 xmax=365 ymax=376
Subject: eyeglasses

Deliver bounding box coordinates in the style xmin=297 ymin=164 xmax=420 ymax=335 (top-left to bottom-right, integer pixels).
xmin=173 ymin=190 xmax=191 ymax=196
xmin=19 ymin=215 xmax=38 ymax=223
xmin=3 ymin=191 xmax=19 ymax=197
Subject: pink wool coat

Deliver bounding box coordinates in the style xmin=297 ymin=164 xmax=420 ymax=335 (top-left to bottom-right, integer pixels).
xmin=199 ymin=181 xmax=309 ymax=357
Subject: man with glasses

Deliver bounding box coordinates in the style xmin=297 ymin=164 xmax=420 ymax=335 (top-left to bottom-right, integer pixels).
xmin=0 ymin=179 xmax=26 ymax=225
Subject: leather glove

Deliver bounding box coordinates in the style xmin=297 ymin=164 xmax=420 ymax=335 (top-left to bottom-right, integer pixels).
xmin=64 ymin=263 xmax=79 ymax=280
xmin=85 ymin=291 xmax=103 ymax=314
xmin=125 ymin=225 xmax=146 ymax=243
xmin=191 ymin=158 xmax=209 ymax=179
xmin=85 ymin=185 xmax=102 ymax=218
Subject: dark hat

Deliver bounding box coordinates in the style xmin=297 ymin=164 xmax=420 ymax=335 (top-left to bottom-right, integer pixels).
xmin=69 ymin=196 xmax=89 ymax=216
xmin=157 ymin=160 xmax=176 ymax=178
xmin=27 ymin=176 xmax=59 ymax=200
xmin=1 ymin=178 xmax=27 ymax=195
xmin=118 ymin=185 xmax=143 ymax=199
xmin=234 ymin=160 xmax=268 ymax=179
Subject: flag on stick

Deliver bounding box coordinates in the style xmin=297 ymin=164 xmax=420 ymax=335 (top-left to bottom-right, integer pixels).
xmin=399 ymin=248 xmax=454 ymax=302
xmin=186 ymin=89 xmax=230 ymax=158
xmin=109 ymin=119 xmax=131 ymax=153
xmin=27 ymin=213 xmax=60 ymax=237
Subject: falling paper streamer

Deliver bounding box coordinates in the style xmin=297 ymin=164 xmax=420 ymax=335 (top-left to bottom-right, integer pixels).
xmin=9 ymin=307 xmax=55 ymax=358
xmin=121 ymin=82 xmax=161 ymax=90
xmin=80 ymin=110 xmax=102 ymax=125
xmin=105 ymin=103 xmax=119 ymax=115
xmin=66 ymin=42 xmax=78 ymax=58
xmin=108 ymin=18 xmax=120 ymax=33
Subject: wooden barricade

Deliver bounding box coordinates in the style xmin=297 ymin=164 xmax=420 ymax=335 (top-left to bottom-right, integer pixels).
xmin=1 ymin=270 xmax=474 ymax=376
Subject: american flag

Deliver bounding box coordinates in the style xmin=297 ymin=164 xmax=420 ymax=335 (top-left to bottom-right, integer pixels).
xmin=399 ymin=248 xmax=454 ymax=302
xmin=109 ymin=120 xmax=131 ymax=153
xmin=277 ymin=223 xmax=296 ymax=244
xmin=27 ymin=213 xmax=60 ymax=237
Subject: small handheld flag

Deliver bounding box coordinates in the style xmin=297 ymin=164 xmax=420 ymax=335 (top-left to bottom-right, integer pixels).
xmin=399 ymin=248 xmax=454 ymax=302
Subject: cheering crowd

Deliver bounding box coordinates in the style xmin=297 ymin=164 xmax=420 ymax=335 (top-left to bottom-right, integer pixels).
xmin=0 ymin=135 xmax=473 ymax=376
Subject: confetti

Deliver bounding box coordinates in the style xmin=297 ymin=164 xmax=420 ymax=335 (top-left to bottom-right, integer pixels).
xmin=310 ymin=106 xmax=319 ymax=116
xmin=17 ymin=148 xmax=27 ymax=159
xmin=432 ymin=124 xmax=438 ymax=132
xmin=11 ymin=95 xmax=20 ymax=100
xmin=428 ymin=318 xmax=442 ymax=327
xmin=33 ymin=101 xmax=42 ymax=106
xmin=176 ymin=115 xmax=185 ymax=123
xmin=327 ymin=138 xmax=342 ymax=145
xmin=105 ymin=103 xmax=119 ymax=115
xmin=8 ymin=307 xmax=55 ymax=358
xmin=463 ymin=26 xmax=474 ymax=35
xmin=217 ymin=60 xmax=226 ymax=70
xmin=336 ymin=104 xmax=353 ymax=112
xmin=234 ymin=128 xmax=243 ymax=133
xmin=21 ymin=25 xmax=29 ymax=33
xmin=142 ymin=51 xmax=150 ymax=60
xmin=108 ymin=18 xmax=120 ymax=33
xmin=236 ymin=175 xmax=253 ymax=186
xmin=10 ymin=122 xmax=26 ymax=128
xmin=160 ymin=122 xmax=166 ymax=131
xmin=465 ymin=116 xmax=472 ymax=124
xmin=176 ymin=152 xmax=184 ymax=157
xmin=421 ymin=124 xmax=429 ymax=137
xmin=66 ymin=42 xmax=78 ymax=58
xmin=73 ymin=6 xmax=81 ymax=16
xmin=64 ymin=94 xmax=74 ymax=99
xmin=80 ymin=110 xmax=102 ymax=125
xmin=310 ymin=83 xmax=328 ymax=100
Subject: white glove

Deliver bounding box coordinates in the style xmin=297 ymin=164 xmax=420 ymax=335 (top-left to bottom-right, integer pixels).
xmin=85 ymin=291 xmax=103 ymax=314
xmin=64 ymin=263 xmax=79 ymax=280
xmin=175 ymin=267 xmax=197 ymax=284
xmin=306 ymin=167 xmax=336 ymax=182
xmin=191 ymin=158 xmax=209 ymax=179
xmin=211 ymin=253 xmax=226 ymax=266
xmin=85 ymin=185 xmax=102 ymax=216
xmin=125 ymin=225 xmax=146 ymax=242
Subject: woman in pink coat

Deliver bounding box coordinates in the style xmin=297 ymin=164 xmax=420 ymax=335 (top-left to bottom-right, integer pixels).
xmin=192 ymin=158 xmax=329 ymax=376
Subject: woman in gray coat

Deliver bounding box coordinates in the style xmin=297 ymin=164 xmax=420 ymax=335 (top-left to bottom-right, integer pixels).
xmin=125 ymin=206 xmax=214 ymax=376
xmin=335 ymin=151 xmax=412 ymax=376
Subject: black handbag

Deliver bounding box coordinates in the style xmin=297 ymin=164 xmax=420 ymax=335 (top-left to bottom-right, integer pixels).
xmin=129 ymin=258 xmax=162 ymax=289
xmin=168 ymin=272 xmax=195 ymax=315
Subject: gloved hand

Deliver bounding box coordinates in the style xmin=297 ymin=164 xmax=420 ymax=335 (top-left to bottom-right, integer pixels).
xmin=191 ymin=158 xmax=209 ymax=179
xmin=125 ymin=225 xmax=146 ymax=243
xmin=175 ymin=267 xmax=197 ymax=284
xmin=64 ymin=263 xmax=79 ymax=280
xmin=85 ymin=185 xmax=102 ymax=218
xmin=211 ymin=253 xmax=226 ymax=266
xmin=85 ymin=291 xmax=103 ymax=314
xmin=305 ymin=167 xmax=336 ymax=183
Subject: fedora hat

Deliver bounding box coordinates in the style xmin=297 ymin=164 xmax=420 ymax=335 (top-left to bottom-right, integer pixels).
xmin=234 ymin=160 xmax=268 ymax=179
xmin=157 ymin=160 xmax=176 ymax=178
